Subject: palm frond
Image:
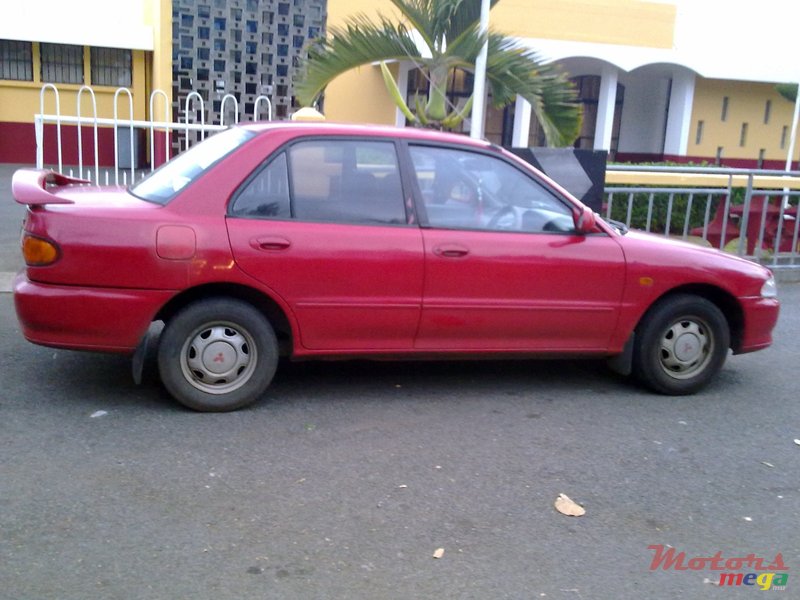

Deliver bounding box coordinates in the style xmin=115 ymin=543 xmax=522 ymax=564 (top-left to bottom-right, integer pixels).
xmin=434 ymin=0 xmax=501 ymax=43
xmin=440 ymin=94 xmax=474 ymax=129
xmin=380 ymin=61 xmax=418 ymax=124
xmin=389 ymin=0 xmax=437 ymax=51
xmin=295 ymin=15 xmax=421 ymax=105
xmin=444 ymin=21 xmax=486 ymax=63
xmin=485 ymin=34 xmax=581 ymax=146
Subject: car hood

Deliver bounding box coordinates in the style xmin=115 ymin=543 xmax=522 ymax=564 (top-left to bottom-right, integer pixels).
xmin=616 ymin=229 xmax=773 ymax=295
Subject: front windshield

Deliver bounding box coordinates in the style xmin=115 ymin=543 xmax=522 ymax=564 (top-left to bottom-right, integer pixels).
xmin=130 ymin=128 xmax=256 ymax=204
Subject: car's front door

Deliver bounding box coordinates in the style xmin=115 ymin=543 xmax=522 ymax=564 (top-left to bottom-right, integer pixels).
xmin=227 ymin=138 xmax=424 ymax=352
xmin=408 ymin=145 xmax=626 ymax=352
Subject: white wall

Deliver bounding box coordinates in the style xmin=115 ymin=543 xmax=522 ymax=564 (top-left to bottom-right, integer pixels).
xmin=0 ymin=0 xmax=153 ymax=50
xmin=617 ymin=72 xmax=671 ymax=155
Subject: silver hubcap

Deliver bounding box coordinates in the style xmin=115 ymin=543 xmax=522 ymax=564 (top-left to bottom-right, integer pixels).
xmin=180 ymin=322 xmax=257 ymax=394
xmin=658 ymin=318 xmax=713 ymax=379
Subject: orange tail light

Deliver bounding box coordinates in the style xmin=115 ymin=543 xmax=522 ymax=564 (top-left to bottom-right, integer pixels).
xmin=21 ymin=233 xmax=60 ymax=266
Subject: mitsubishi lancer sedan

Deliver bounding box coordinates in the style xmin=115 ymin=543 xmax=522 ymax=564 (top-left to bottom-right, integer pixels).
xmin=13 ymin=123 xmax=779 ymax=411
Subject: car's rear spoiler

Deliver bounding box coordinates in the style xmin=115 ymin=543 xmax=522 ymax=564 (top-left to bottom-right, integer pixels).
xmin=12 ymin=169 xmax=90 ymax=206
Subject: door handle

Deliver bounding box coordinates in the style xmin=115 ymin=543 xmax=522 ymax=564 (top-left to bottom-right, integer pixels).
xmin=250 ymin=236 xmax=291 ymax=251
xmin=433 ymin=244 xmax=469 ymax=258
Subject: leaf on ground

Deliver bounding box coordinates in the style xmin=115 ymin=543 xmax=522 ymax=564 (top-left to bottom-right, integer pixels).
xmin=554 ymin=493 xmax=586 ymax=517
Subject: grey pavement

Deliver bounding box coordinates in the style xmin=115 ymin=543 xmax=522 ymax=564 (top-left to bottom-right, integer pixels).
xmin=1 ymin=164 xmax=28 ymax=291
xmin=1 ymin=287 xmax=799 ymax=599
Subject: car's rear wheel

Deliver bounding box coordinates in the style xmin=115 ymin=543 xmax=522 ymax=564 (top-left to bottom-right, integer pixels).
xmin=633 ymin=294 xmax=730 ymax=395
xmin=158 ymin=299 xmax=278 ymax=411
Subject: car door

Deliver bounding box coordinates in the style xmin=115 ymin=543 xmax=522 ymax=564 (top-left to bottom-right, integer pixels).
xmin=227 ymin=138 xmax=424 ymax=351
xmin=407 ymin=144 xmax=626 ymax=352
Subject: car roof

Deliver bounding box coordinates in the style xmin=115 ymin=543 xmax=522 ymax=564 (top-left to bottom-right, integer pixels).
xmin=237 ymin=121 xmax=497 ymax=150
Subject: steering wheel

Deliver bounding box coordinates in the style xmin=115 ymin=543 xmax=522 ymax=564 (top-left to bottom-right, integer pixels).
xmin=487 ymin=205 xmax=519 ymax=230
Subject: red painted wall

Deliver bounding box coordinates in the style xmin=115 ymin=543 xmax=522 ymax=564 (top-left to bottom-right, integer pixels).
xmin=0 ymin=122 xmax=152 ymax=167
xmin=615 ymin=152 xmax=799 ymax=171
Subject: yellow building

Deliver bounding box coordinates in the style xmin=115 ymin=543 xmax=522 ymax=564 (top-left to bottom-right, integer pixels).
xmin=323 ymin=0 xmax=800 ymax=169
xmin=0 ymin=0 xmax=171 ymax=165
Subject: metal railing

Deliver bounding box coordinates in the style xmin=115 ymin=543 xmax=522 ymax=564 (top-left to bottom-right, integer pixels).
xmin=35 ymin=84 xmax=274 ymax=185
xmin=604 ymin=164 xmax=800 ymax=270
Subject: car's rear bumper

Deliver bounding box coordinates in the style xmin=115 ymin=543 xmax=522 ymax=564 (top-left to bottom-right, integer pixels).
xmin=13 ymin=272 xmax=174 ymax=353
xmin=736 ymin=296 xmax=780 ymax=354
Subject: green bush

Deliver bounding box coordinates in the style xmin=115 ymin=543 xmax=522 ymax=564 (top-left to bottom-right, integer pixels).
xmin=605 ymin=191 xmax=738 ymax=234
xmin=604 ymin=161 xmax=748 ymax=234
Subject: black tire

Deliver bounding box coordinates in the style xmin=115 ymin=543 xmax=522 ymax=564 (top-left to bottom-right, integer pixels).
xmin=158 ymin=299 xmax=278 ymax=411
xmin=632 ymin=294 xmax=730 ymax=395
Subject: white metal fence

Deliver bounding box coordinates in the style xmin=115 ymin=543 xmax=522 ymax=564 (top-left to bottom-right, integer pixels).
xmin=604 ymin=165 xmax=800 ymax=269
xmin=34 ymin=83 xmax=272 ymax=185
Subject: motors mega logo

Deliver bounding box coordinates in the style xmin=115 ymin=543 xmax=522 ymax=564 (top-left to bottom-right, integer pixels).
xmin=648 ymin=545 xmax=789 ymax=590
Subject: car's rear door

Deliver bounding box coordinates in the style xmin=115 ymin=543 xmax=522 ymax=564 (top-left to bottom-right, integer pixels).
xmin=407 ymin=144 xmax=626 ymax=352
xmin=227 ymin=138 xmax=424 ymax=351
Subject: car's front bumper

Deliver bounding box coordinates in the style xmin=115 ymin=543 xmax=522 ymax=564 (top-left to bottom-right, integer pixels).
xmin=13 ymin=271 xmax=174 ymax=353
xmin=736 ymin=296 xmax=780 ymax=354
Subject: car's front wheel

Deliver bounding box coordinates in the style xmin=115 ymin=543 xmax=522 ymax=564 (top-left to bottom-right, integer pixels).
xmin=632 ymin=294 xmax=730 ymax=395
xmin=158 ymin=299 xmax=278 ymax=411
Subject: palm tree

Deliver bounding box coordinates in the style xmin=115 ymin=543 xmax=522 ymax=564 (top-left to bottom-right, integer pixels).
xmin=777 ymin=83 xmax=797 ymax=103
xmin=295 ymin=0 xmax=581 ymax=146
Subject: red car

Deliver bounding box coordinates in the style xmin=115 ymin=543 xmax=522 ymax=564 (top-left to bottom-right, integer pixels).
xmin=13 ymin=123 xmax=779 ymax=411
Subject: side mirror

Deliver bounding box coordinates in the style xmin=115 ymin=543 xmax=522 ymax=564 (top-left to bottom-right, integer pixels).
xmin=575 ymin=206 xmax=596 ymax=234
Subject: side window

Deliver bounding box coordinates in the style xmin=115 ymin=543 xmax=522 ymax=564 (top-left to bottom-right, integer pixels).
xmin=231 ymin=153 xmax=291 ymax=217
xmin=409 ymin=146 xmax=576 ymax=234
xmin=288 ymin=140 xmax=406 ymax=225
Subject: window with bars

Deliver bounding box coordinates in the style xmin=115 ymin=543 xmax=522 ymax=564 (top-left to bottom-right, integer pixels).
xmin=40 ymin=43 xmax=84 ymax=84
xmin=0 ymin=40 xmax=33 ymax=81
xmin=90 ymin=47 xmax=132 ymax=87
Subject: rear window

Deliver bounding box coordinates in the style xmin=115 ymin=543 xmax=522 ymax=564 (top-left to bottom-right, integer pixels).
xmin=130 ymin=128 xmax=255 ymax=204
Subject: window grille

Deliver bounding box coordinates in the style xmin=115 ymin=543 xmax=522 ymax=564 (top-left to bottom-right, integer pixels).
xmin=90 ymin=47 xmax=132 ymax=87
xmin=40 ymin=43 xmax=84 ymax=84
xmin=0 ymin=40 xmax=33 ymax=81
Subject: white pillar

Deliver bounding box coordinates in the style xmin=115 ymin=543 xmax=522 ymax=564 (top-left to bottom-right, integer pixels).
xmin=511 ymin=96 xmax=532 ymax=147
xmin=469 ymin=0 xmax=491 ymax=139
xmin=785 ymin=83 xmax=800 ymax=171
xmin=663 ymin=69 xmax=696 ymax=156
xmin=594 ymin=65 xmax=618 ymax=151
xmin=394 ymin=62 xmax=411 ymax=127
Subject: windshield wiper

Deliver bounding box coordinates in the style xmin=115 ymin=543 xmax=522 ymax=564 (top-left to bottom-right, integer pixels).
xmin=607 ymin=218 xmax=629 ymax=235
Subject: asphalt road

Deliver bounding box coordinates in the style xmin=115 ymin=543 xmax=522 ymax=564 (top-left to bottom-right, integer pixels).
xmin=2 ymin=282 xmax=799 ymax=599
